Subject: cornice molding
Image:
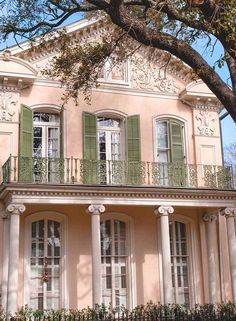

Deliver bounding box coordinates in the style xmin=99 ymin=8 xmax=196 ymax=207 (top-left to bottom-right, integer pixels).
xmin=0 ymin=184 xmax=235 ymax=208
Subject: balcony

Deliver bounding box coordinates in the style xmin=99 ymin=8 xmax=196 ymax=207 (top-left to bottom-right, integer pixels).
xmin=1 ymin=156 xmax=234 ymax=190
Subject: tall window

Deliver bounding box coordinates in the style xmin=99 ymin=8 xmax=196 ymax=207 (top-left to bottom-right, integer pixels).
xmin=97 ymin=117 xmax=122 ymax=184
xmin=97 ymin=117 xmax=122 ymax=162
xmin=30 ymin=219 xmax=61 ymax=310
xmin=155 ymin=119 xmax=185 ymax=186
xmin=101 ymin=219 xmax=129 ymax=309
xmin=33 ymin=112 xmax=60 ymax=182
xmin=169 ymin=221 xmax=190 ymax=306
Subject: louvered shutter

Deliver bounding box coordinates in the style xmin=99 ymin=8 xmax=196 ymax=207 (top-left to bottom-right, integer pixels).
xmin=19 ymin=104 xmax=33 ymax=182
xmin=83 ymin=112 xmax=97 ymax=160
xmin=126 ymin=115 xmax=141 ymax=162
xmin=82 ymin=112 xmax=98 ymax=183
xmin=126 ymin=115 xmax=142 ymax=184
xmin=170 ymin=120 xmax=186 ymax=186
xmin=170 ymin=120 xmax=184 ymax=162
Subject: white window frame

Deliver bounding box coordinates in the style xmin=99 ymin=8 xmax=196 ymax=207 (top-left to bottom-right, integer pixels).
xmin=33 ymin=112 xmax=60 ymax=158
xmin=30 ymin=104 xmax=66 ymax=158
xmin=157 ymin=214 xmax=200 ymax=307
xmin=24 ymin=212 xmax=68 ymax=309
xmin=101 ymin=212 xmax=136 ymax=309
xmin=96 ymin=112 xmax=126 ymax=162
xmin=153 ymin=115 xmax=189 ymax=163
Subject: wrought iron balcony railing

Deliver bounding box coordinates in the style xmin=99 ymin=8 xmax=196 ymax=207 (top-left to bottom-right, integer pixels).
xmin=1 ymin=155 xmax=234 ymax=190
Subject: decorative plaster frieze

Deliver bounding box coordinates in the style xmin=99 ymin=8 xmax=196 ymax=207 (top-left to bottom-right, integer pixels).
xmin=87 ymin=204 xmax=105 ymax=215
xmin=202 ymin=213 xmax=218 ymax=222
xmin=6 ymin=203 xmax=25 ymax=215
xmin=196 ymin=110 xmax=216 ymax=136
xmin=3 ymin=188 xmax=235 ymax=203
xmin=0 ymin=92 xmax=17 ymax=121
xmin=155 ymin=206 xmax=174 ymax=216
xmin=131 ymin=57 xmax=180 ymax=93
xmin=220 ymin=207 xmax=236 ymax=218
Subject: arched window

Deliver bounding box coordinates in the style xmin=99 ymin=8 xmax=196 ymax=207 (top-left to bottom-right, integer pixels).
xmin=33 ymin=112 xmax=60 ymax=159
xmin=169 ymin=220 xmax=190 ymax=306
xmin=100 ymin=217 xmax=133 ymax=309
xmin=30 ymin=219 xmax=61 ymax=310
xmin=155 ymin=118 xmax=186 ymax=186
xmin=83 ymin=112 xmax=141 ymax=185
xmin=97 ymin=117 xmax=122 ymax=162
xmin=19 ymin=105 xmax=63 ymax=183
xmin=156 ymin=118 xmax=185 ymax=163
xmin=33 ymin=112 xmax=61 ymax=183
xmin=25 ymin=213 xmax=67 ymax=310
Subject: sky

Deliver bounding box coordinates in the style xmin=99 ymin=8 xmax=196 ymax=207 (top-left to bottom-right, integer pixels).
xmin=0 ymin=15 xmax=235 ymax=155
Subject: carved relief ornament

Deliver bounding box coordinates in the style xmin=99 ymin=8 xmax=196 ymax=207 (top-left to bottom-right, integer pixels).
xmin=131 ymin=57 xmax=179 ymax=93
xmin=0 ymin=92 xmax=17 ymax=121
xmin=196 ymin=110 xmax=216 ymax=136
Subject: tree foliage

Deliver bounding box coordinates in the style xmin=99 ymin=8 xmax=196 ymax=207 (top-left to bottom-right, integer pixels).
xmin=0 ymin=0 xmax=236 ymax=120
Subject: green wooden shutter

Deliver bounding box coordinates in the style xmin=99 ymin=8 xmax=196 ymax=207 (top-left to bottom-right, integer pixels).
xmin=82 ymin=112 xmax=98 ymax=184
xmin=19 ymin=104 xmax=33 ymax=182
xmin=60 ymin=110 xmax=64 ymax=159
xmin=126 ymin=115 xmax=141 ymax=162
xmin=59 ymin=110 xmax=64 ymax=183
xmin=126 ymin=115 xmax=142 ymax=184
xmin=83 ymin=112 xmax=97 ymax=160
xmin=20 ymin=104 xmax=33 ymax=157
xmin=169 ymin=120 xmax=186 ymax=186
xmin=170 ymin=120 xmax=184 ymax=162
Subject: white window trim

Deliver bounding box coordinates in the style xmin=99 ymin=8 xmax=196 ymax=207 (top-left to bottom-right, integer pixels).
xmin=101 ymin=212 xmax=137 ymax=309
xmin=157 ymin=214 xmax=200 ymax=307
xmin=30 ymin=104 xmax=67 ymax=158
xmin=153 ymin=115 xmax=189 ymax=163
xmin=95 ymin=111 xmax=127 ymax=161
xmin=24 ymin=211 xmax=69 ymax=309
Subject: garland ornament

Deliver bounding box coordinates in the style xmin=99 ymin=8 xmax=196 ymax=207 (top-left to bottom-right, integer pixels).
xmin=42 ymin=257 xmax=49 ymax=283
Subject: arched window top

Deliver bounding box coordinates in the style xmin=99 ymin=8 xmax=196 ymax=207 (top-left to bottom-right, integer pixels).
xmin=30 ymin=104 xmax=62 ymax=114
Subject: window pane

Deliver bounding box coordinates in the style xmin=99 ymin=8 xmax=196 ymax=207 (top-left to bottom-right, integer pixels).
xmin=170 ymin=221 xmax=190 ymax=306
xmin=30 ymin=219 xmax=61 ymax=310
xmin=157 ymin=121 xmax=168 ymax=148
xmin=101 ymin=219 xmax=128 ymax=309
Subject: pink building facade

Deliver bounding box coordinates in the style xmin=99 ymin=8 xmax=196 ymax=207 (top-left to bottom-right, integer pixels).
xmin=0 ymin=19 xmax=236 ymax=314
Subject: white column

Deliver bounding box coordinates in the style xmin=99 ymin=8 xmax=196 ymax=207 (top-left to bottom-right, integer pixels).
xmin=220 ymin=207 xmax=236 ymax=302
xmin=87 ymin=204 xmax=105 ymax=307
xmin=6 ymin=204 xmax=26 ymax=315
xmin=1 ymin=208 xmax=10 ymax=311
xmin=155 ymin=205 xmax=174 ymax=304
xmin=202 ymin=213 xmax=219 ymax=303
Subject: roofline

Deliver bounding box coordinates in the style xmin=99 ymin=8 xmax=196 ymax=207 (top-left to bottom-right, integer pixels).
xmin=1 ymin=17 xmax=97 ymax=55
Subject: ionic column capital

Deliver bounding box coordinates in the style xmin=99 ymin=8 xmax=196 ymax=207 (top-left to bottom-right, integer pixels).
xmin=6 ymin=204 xmax=26 ymax=216
xmin=154 ymin=206 xmax=174 ymax=217
xmin=87 ymin=204 xmax=105 ymax=216
xmin=202 ymin=213 xmax=218 ymax=223
xmin=220 ymin=208 xmax=236 ymax=218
